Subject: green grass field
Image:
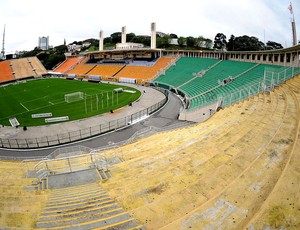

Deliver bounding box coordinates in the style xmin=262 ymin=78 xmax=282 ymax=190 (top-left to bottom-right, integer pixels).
xmin=0 ymin=78 xmax=141 ymax=126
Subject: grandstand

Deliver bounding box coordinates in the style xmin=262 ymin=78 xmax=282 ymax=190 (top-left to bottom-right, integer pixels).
xmin=0 ymin=57 xmax=47 ymax=84
xmin=0 ymin=22 xmax=300 ymax=229
xmin=1 ymin=74 xmax=299 ymax=229
xmin=87 ymin=65 xmax=125 ymax=81
xmin=53 ymin=56 xmax=83 ymax=74
xmin=115 ymin=57 xmax=175 ymax=84
xmin=67 ymin=57 xmax=95 ymax=77
xmin=52 ymin=56 xmax=176 ymax=84
xmin=154 ymin=57 xmax=300 ymax=112
xmin=0 ymin=60 xmax=14 ymax=83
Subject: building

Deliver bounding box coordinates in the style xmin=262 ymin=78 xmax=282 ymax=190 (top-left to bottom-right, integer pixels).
xmin=38 ymin=36 xmax=49 ymax=50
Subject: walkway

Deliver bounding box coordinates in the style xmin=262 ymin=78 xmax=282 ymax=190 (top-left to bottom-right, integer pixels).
xmin=0 ymin=91 xmax=189 ymax=158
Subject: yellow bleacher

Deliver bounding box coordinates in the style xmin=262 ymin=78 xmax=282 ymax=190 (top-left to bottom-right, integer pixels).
xmin=0 ymin=75 xmax=299 ymax=229
xmin=0 ymin=160 xmax=47 ymax=228
xmin=87 ymin=65 xmax=125 ymax=80
xmin=115 ymin=57 xmax=175 ymax=83
xmin=99 ymin=77 xmax=300 ymax=229
xmin=67 ymin=57 xmax=95 ymax=76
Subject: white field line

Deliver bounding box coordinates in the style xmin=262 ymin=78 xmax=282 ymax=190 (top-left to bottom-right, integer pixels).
xmin=20 ymin=103 xmax=29 ymax=111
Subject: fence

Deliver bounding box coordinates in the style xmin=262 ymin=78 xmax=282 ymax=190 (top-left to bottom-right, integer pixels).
xmin=189 ymin=66 xmax=300 ymax=110
xmin=34 ymin=152 xmax=108 ymax=176
xmin=0 ymin=89 xmax=168 ymax=149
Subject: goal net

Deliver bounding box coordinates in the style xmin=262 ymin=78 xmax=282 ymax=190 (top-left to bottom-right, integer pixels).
xmin=64 ymin=92 xmax=84 ymax=103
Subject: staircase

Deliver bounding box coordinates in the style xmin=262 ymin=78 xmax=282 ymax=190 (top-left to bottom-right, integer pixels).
xmin=35 ymin=183 xmax=143 ymax=229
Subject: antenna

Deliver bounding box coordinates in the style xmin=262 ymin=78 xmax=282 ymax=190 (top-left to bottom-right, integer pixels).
xmin=1 ymin=24 xmax=5 ymax=59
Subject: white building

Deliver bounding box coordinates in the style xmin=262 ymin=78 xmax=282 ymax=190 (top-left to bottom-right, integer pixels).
xmin=38 ymin=36 xmax=49 ymax=50
xmin=116 ymin=42 xmax=144 ymax=50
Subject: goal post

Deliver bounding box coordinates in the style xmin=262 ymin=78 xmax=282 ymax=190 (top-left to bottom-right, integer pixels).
xmin=64 ymin=92 xmax=84 ymax=103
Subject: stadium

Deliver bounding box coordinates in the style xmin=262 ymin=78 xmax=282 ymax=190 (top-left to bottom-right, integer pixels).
xmin=0 ymin=16 xmax=300 ymax=230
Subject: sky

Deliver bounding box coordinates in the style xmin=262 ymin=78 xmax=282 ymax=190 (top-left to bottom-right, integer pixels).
xmin=0 ymin=0 xmax=299 ymax=54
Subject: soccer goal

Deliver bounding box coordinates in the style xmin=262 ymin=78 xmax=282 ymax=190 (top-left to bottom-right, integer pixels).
xmin=64 ymin=92 xmax=84 ymax=103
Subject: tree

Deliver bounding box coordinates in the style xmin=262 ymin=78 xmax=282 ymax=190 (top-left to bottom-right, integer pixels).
xmin=178 ymin=37 xmax=186 ymax=47
xmin=227 ymin=35 xmax=235 ymax=51
xmin=170 ymin=33 xmax=178 ymax=38
xmin=213 ymin=33 xmax=227 ymax=50
xmin=266 ymin=41 xmax=283 ymax=50
xmin=230 ymin=35 xmax=265 ymax=51
xmin=186 ymin=36 xmax=196 ymax=47
xmin=126 ymin=33 xmax=136 ymax=42
xmin=157 ymin=35 xmax=170 ymax=48
xmin=110 ymin=32 xmax=121 ymax=44
xmin=204 ymin=38 xmax=213 ymax=49
xmin=196 ymin=36 xmax=205 ymax=48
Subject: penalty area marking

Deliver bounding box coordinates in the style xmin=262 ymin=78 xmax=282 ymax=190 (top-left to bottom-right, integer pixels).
xmin=20 ymin=103 xmax=29 ymax=111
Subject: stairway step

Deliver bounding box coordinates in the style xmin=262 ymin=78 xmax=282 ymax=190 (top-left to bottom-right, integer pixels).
xmin=46 ymin=192 xmax=108 ymax=207
xmin=36 ymin=208 xmax=124 ymax=228
xmin=40 ymin=199 xmax=114 ymax=217
xmin=37 ymin=212 xmax=134 ymax=230
xmin=39 ymin=203 xmax=120 ymax=222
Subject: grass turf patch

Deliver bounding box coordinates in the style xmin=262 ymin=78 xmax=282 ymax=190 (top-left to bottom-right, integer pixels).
xmin=0 ymin=78 xmax=141 ymax=126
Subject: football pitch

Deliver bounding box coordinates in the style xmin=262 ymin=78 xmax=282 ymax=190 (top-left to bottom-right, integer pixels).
xmin=0 ymin=78 xmax=141 ymax=126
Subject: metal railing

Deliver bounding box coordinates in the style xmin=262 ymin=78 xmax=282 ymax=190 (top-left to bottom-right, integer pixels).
xmin=0 ymin=90 xmax=168 ymax=149
xmin=188 ymin=66 xmax=300 ymax=110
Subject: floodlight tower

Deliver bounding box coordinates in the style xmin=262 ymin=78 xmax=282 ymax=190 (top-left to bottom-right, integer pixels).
xmin=1 ymin=24 xmax=5 ymax=59
xmin=289 ymin=2 xmax=297 ymax=46
xmin=151 ymin=22 xmax=156 ymax=49
xmin=121 ymin=26 xmax=126 ymax=44
xmin=99 ymin=30 xmax=104 ymax=51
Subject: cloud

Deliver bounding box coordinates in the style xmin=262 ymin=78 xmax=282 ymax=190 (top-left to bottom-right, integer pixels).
xmin=0 ymin=0 xmax=298 ymax=53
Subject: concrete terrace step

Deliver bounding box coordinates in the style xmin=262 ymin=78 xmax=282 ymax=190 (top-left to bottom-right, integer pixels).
xmin=36 ymin=183 xmax=143 ymax=229
xmin=38 ymin=203 xmax=120 ymax=222
xmin=46 ymin=191 xmax=108 ymax=207
xmin=36 ymin=213 xmax=136 ymax=230
xmin=44 ymin=195 xmax=111 ymax=211
xmin=40 ymin=200 xmax=119 ymax=221
xmin=49 ymin=188 xmax=106 ymax=201
xmin=41 ymin=197 xmax=113 ymax=215
xmin=36 ymin=208 xmax=125 ymax=228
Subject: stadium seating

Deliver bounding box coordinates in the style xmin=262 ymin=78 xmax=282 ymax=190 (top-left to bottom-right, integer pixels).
xmin=0 ymin=61 xmax=15 ymax=83
xmin=10 ymin=58 xmax=37 ymax=79
xmin=67 ymin=57 xmax=96 ymax=76
xmin=35 ymin=183 xmax=143 ymax=229
xmin=179 ymin=60 xmax=257 ymax=97
xmin=155 ymin=57 xmax=220 ymax=88
xmin=115 ymin=57 xmax=175 ymax=84
xmin=0 ymin=160 xmax=47 ymax=228
xmin=87 ymin=65 xmax=125 ymax=80
xmin=54 ymin=57 xmax=83 ymax=74
xmin=0 ymin=75 xmax=299 ymax=228
xmin=0 ymin=57 xmax=47 ymax=84
xmin=96 ymin=76 xmax=300 ymax=229
xmin=27 ymin=57 xmax=48 ymax=76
